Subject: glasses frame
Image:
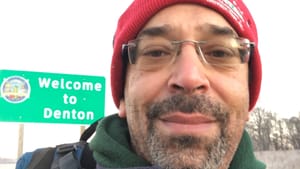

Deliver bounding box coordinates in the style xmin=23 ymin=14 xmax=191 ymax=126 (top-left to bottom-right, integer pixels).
xmin=122 ymin=37 xmax=255 ymax=68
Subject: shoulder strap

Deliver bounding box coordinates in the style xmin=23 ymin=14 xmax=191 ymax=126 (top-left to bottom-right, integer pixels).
xmin=24 ymin=118 xmax=101 ymax=169
xmin=79 ymin=119 xmax=100 ymax=168
xmin=50 ymin=142 xmax=85 ymax=169
xmin=80 ymin=118 xmax=101 ymax=141
xmin=79 ymin=141 xmax=96 ymax=169
xmin=27 ymin=147 xmax=55 ymax=169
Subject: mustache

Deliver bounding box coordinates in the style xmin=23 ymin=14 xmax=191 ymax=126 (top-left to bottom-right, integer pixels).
xmin=146 ymin=94 xmax=228 ymax=122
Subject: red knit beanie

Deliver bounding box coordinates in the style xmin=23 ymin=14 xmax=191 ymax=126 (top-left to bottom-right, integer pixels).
xmin=111 ymin=0 xmax=262 ymax=111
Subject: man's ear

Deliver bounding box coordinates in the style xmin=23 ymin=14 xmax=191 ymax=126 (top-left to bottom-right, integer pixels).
xmin=118 ymin=99 xmax=126 ymax=118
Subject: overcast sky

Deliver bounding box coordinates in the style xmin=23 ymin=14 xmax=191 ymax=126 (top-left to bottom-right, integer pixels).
xmin=243 ymin=0 xmax=300 ymax=118
xmin=1 ymin=0 xmax=300 ymax=159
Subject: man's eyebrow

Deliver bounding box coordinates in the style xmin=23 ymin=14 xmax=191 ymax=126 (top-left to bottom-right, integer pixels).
xmin=136 ymin=24 xmax=237 ymax=38
xmin=203 ymin=24 xmax=237 ymax=36
xmin=137 ymin=25 xmax=171 ymax=38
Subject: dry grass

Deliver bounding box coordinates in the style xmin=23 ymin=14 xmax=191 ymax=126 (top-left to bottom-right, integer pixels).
xmin=255 ymin=150 xmax=300 ymax=169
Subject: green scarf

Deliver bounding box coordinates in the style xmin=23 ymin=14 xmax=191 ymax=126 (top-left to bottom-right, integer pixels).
xmin=89 ymin=114 xmax=266 ymax=169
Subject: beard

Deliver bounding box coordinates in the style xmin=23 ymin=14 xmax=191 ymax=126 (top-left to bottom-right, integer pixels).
xmin=144 ymin=94 xmax=230 ymax=169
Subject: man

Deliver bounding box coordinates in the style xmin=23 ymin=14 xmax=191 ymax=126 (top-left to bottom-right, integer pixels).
xmin=90 ymin=0 xmax=266 ymax=169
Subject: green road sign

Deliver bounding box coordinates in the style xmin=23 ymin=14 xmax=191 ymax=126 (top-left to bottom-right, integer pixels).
xmin=0 ymin=69 xmax=105 ymax=124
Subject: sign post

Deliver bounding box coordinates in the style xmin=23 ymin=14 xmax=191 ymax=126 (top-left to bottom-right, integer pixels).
xmin=0 ymin=69 xmax=105 ymax=124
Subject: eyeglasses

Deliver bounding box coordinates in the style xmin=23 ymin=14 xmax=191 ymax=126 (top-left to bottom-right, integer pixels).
xmin=122 ymin=37 xmax=254 ymax=71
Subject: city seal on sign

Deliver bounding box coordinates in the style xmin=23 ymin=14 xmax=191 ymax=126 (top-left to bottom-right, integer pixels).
xmin=0 ymin=76 xmax=31 ymax=103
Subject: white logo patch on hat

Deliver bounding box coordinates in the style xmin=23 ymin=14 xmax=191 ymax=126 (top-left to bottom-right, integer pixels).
xmin=207 ymin=0 xmax=246 ymax=30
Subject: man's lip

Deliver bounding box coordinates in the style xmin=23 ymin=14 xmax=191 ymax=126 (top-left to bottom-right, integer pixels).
xmin=159 ymin=112 xmax=216 ymax=124
xmin=157 ymin=112 xmax=218 ymax=135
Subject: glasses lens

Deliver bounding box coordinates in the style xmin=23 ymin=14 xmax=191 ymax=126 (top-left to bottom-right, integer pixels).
xmin=199 ymin=37 xmax=251 ymax=66
xmin=127 ymin=38 xmax=175 ymax=70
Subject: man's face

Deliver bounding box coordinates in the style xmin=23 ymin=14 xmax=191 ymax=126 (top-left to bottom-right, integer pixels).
xmin=119 ymin=4 xmax=250 ymax=169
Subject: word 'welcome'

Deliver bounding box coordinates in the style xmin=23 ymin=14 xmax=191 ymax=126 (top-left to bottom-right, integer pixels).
xmin=38 ymin=77 xmax=102 ymax=92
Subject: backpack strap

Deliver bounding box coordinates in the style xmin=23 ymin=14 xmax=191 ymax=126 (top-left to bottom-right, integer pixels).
xmin=17 ymin=118 xmax=101 ymax=169
xmin=79 ymin=119 xmax=100 ymax=168
xmin=50 ymin=141 xmax=85 ymax=169
xmin=50 ymin=118 xmax=101 ymax=169
xmin=27 ymin=147 xmax=55 ymax=169
xmin=80 ymin=118 xmax=101 ymax=141
xmin=80 ymin=141 xmax=96 ymax=169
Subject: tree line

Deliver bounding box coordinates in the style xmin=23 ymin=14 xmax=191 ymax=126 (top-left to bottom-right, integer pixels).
xmin=246 ymin=107 xmax=300 ymax=151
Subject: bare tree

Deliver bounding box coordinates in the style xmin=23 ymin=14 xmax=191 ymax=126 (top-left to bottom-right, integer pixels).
xmin=286 ymin=116 xmax=300 ymax=149
xmin=272 ymin=119 xmax=290 ymax=150
xmin=246 ymin=107 xmax=273 ymax=150
xmin=247 ymin=107 xmax=300 ymax=151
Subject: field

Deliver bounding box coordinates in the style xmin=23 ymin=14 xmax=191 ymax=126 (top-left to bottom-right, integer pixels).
xmin=0 ymin=163 xmax=15 ymax=169
xmin=255 ymin=150 xmax=300 ymax=169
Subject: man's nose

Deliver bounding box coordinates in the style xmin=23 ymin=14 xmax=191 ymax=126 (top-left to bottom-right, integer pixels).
xmin=167 ymin=43 xmax=210 ymax=94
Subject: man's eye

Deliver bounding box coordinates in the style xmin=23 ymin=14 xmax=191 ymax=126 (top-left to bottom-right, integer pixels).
xmin=140 ymin=45 xmax=173 ymax=58
xmin=143 ymin=50 xmax=168 ymax=57
xmin=209 ymin=50 xmax=229 ymax=57
xmin=205 ymin=47 xmax=235 ymax=58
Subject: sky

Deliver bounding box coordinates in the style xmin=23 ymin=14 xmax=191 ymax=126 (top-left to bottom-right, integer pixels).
xmin=0 ymin=0 xmax=300 ymax=160
xmin=243 ymin=0 xmax=300 ymax=118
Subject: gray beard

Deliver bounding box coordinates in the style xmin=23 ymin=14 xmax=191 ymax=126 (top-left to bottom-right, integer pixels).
xmin=145 ymin=95 xmax=229 ymax=169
